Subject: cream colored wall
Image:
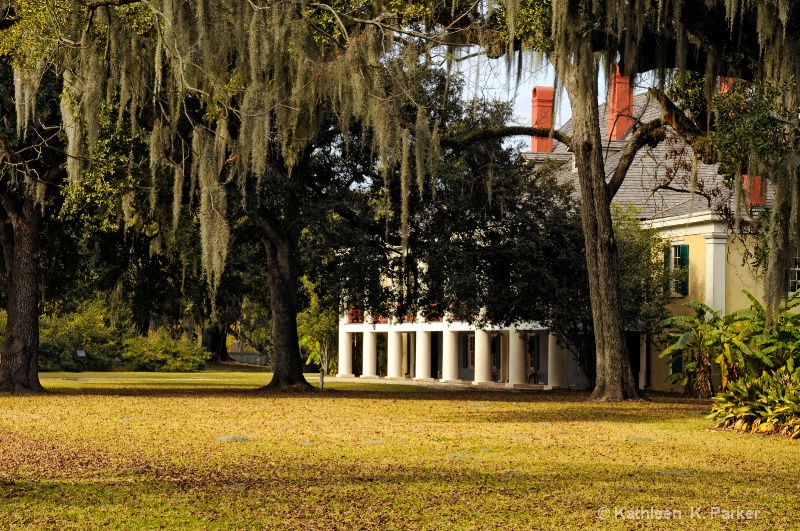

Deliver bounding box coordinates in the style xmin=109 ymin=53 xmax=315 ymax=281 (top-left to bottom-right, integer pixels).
xmin=725 ymin=236 xmax=765 ymax=313
xmin=650 ymin=338 xmax=682 ymax=394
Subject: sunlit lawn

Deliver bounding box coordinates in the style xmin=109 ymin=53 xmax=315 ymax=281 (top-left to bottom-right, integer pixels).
xmin=1 ymin=367 xmax=798 ymax=530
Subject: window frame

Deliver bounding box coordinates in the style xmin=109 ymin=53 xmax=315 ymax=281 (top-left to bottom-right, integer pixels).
xmin=667 ymin=243 xmax=690 ymax=296
xmin=789 ymin=257 xmax=800 ymax=295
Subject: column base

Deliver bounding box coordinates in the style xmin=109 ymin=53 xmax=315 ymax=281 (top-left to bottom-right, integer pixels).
xmin=413 ymin=377 xmax=435 ymax=382
xmin=385 ymin=376 xmax=410 ymax=380
xmin=543 ymin=385 xmax=568 ymax=390
xmin=360 ymin=374 xmax=380 ymax=379
xmin=336 ymin=373 xmax=355 ymax=378
xmin=439 ymin=378 xmax=464 ymax=384
xmin=505 ymin=383 xmax=544 ymax=389
xmin=471 ymin=380 xmax=496 ymax=386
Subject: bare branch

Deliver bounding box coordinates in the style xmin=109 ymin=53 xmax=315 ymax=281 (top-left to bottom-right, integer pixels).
xmin=651 ymin=184 xmax=713 ymax=207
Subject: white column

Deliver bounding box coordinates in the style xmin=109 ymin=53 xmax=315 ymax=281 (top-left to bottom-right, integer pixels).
xmin=441 ymin=328 xmax=460 ymax=382
xmin=508 ymin=327 xmax=528 ymax=386
xmin=500 ymin=332 xmax=509 ymax=383
xmin=415 ymin=331 xmax=432 ymax=380
xmin=546 ymin=333 xmax=566 ymax=389
xmin=474 ymin=329 xmax=493 ymax=384
xmin=703 ymin=232 xmax=727 ymax=313
xmin=361 ymin=331 xmax=377 ymax=378
xmin=387 ymin=330 xmax=402 ymax=378
xmin=337 ymin=330 xmax=354 ymax=377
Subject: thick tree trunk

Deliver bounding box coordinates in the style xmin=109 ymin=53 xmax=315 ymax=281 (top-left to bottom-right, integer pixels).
xmin=563 ymin=46 xmax=640 ymax=401
xmin=260 ymin=233 xmax=312 ymax=390
xmin=202 ymin=322 xmax=230 ymax=362
xmin=0 ymin=198 xmax=44 ymax=393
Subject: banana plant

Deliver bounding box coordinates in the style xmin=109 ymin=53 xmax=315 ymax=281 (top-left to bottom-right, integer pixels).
xmin=659 ymin=300 xmax=720 ymax=398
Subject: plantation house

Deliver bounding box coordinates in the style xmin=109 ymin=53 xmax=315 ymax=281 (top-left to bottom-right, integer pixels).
xmin=337 ymin=71 xmax=767 ymax=392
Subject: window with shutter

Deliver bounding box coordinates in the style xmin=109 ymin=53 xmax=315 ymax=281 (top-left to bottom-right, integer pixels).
xmin=667 ymin=244 xmax=690 ymax=296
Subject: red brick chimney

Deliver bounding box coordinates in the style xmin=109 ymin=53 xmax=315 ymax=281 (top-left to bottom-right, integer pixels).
xmin=531 ymin=86 xmax=554 ymax=152
xmin=743 ymin=175 xmax=766 ymax=206
xmin=608 ymin=64 xmax=634 ymax=140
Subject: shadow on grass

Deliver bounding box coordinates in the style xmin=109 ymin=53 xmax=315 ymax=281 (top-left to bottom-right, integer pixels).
xmin=0 ymin=460 xmax=796 ymax=529
xmin=38 ymin=380 xmax=709 ymax=425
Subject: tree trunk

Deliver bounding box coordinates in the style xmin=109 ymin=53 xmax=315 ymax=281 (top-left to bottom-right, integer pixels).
xmin=695 ymin=353 xmax=713 ymax=398
xmin=260 ymin=232 xmax=312 ymax=390
xmin=0 ymin=198 xmax=44 ymax=393
xmin=563 ymin=45 xmax=640 ymax=401
xmin=202 ymin=322 xmax=230 ymax=362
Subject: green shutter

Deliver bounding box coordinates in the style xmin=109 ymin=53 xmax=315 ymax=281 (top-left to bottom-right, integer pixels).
xmin=679 ymin=244 xmax=690 ymax=296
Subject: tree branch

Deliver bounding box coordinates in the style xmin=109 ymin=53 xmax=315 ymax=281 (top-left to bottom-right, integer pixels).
xmin=85 ymin=0 xmax=141 ymax=9
xmin=249 ymin=208 xmax=283 ymax=247
xmin=608 ymin=118 xmax=666 ymax=198
xmin=649 ymin=88 xmax=715 ymax=164
xmin=651 ymin=184 xmax=712 ymax=207
xmin=441 ymin=126 xmax=572 ymax=151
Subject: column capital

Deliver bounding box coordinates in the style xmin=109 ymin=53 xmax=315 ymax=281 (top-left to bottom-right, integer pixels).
xmin=701 ymin=232 xmax=728 ymax=241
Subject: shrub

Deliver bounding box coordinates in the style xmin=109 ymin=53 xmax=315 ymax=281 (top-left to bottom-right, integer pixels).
xmin=121 ymin=332 xmax=210 ymax=372
xmin=660 ymin=291 xmax=800 ymax=395
xmin=709 ymin=363 xmax=800 ymax=439
xmin=38 ymin=301 xmax=130 ymax=371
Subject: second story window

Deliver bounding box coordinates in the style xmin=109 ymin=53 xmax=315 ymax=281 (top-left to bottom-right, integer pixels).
xmin=665 ymin=244 xmax=689 ymax=296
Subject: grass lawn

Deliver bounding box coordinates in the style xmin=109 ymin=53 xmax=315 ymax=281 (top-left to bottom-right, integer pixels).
xmin=1 ymin=368 xmax=798 ymax=530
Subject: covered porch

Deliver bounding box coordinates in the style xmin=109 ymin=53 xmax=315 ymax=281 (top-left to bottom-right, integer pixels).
xmin=336 ymin=314 xmax=583 ymax=389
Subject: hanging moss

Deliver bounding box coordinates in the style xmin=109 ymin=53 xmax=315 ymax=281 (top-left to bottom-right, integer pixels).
xmin=192 ymin=125 xmax=230 ymax=294
xmin=59 ymin=73 xmax=83 ymax=189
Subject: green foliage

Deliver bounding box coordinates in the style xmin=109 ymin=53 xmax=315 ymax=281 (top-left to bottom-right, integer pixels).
xmin=121 ymin=331 xmax=210 ymax=372
xmin=297 ymin=277 xmax=338 ymax=375
xmin=709 ymin=80 xmax=793 ymax=182
xmin=235 ymin=297 xmax=272 ymax=356
xmin=660 ymin=291 xmax=800 ymax=397
xmin=614 ymin=204 xmax=673 ymax=335
xmin=666 ymin=71 xmax=709 ymax=129
xmin=38 ymin=301 xmax=132 ymax=372
xmin=59 ymin=104 xmax=145 ymax=234
xmin=487 ymin=0 xmax=553 ymax=53
xmin=659 ymin=301 xmax=717 ymax=398
xmin=9 ymin=299 xmax=211 ymax=373
xmin=709 ymin=365 xmax=800 ymax=439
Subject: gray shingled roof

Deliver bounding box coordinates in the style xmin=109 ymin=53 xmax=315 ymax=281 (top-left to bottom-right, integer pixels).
xmin=521 ymin=92 xmax=736 ymax=221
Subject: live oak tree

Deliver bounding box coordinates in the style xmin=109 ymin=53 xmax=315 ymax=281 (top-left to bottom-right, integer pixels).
xmin=0 ymin=59 xmax=64 ymax=392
